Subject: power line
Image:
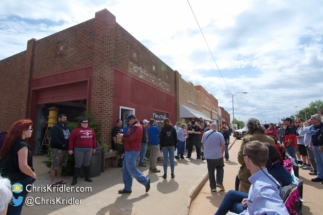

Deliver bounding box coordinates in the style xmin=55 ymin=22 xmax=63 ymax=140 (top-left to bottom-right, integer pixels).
xmin=187 ymin=0 xmax=232 ymax=95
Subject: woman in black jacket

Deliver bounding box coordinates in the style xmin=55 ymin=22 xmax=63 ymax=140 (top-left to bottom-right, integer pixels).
xmin=159 ymin=118 xmax=177 ymax=179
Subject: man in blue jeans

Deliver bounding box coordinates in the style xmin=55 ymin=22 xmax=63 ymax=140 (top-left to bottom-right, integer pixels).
xmin=282 ymin=117 xmax=297 ymax=164
xmin=138 ymin=119 xmax=149 ymax=167
xmin=309 ymin=114 xmax=323 ymax=182
xmin=117 ymin=115 xmax=150 ymax=194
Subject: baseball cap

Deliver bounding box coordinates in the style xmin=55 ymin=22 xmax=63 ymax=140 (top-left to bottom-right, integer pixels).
xmin=282 ymin=117 xmax=292 ymax=122
xmin=191 ymin=121 xmax=196 ymax=124
xmin=126 ymin=114 xmax=136 ymax=122
xmin=142 ymin=119 xmax=149 ymax=124
xmin=176 ymin=121 xmax=181 ymax=125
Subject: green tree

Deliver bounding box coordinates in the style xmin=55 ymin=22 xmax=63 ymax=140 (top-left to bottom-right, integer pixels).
xmin=295 ymin=100 xmax=323 ymax=120
xmin=232 ymin=118 xmax=245 ymax=129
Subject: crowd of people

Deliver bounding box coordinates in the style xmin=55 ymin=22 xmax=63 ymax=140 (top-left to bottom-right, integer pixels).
xmin=1 ymin=109 xmax=323 ymax=214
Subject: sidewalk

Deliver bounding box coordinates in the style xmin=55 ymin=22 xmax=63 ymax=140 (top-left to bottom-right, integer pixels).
xmin=23 ymin=137 xmax=236 ymax=215
xmin=189 ymin=139 xmax=321 ymax=215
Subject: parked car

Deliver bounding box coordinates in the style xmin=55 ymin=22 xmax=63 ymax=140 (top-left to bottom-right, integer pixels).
xmin=233 ymin=127 xmax=248 ymax=139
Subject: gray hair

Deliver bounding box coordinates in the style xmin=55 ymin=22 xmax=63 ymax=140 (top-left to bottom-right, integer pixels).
xmin=0 ymin=176 xmax=12 ymax=213
xmin=311 ymin=114 xmax=321 ymax=121
xmin=210 ymin=123 xmax=217 ymax=130
xmin=246 ymin=118 xmax=265 ymax=134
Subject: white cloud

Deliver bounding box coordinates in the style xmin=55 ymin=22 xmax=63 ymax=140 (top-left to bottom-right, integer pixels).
xmin=1 ymin=0 xmax=323 ymax=123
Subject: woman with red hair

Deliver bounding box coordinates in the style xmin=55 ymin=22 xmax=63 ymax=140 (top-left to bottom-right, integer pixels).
xmin=0 ymin=119 xmax=36 ymax=215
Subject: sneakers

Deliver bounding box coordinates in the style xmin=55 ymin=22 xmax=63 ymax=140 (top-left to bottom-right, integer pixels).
xmin=211 ymin=189 xmax=217 ymax=192
xmin=162 ymin=174 xmax=167 ymax=179
xmin=301 ymin=165 xmax=311 ymax=170
xmin=216 ymin=184 xmax=225 ymax=191
xmin=180 ymin=156 xmax=185 ymax=159
xmin=139 ymin=163 xmax=146 ymax=167
xmin=171 ymin=173 xmax=175 ymax=179
xmin=175 ymin=156 xmax=179 ymax=159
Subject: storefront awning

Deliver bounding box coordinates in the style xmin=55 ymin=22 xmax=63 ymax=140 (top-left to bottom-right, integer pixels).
xmin=180 ymin=105 xmax=212 ymax=121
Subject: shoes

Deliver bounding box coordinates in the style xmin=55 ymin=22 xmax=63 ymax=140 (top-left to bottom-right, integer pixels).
xmin=162 ymin=174 xmax=167 ymax=179
xmin=216 ymin=184 xmax=225 ymax=191
xmin=175 ymin=156 xmax=179 ymax=159
xmin=139 ymin=163 xmax=146 ymax=167
xmin=171 ymin=173 xmax=175 ymax=179
xmin=311 ymin=177 xmax=323 ymax=182
xmin=309 ymin=172 xmax=318 ymax=175
xmin=301 ymin=165 xmax=311 ymax=170
xmin=186 ymin=156 xmax=191 ymax=159
xmin=145 ymin=179 xmax=150 ymax=192
xmin=181 ymin=156 xmax=185 ymax=159
xmin=118 ymin=189 xmax=132 ymax=194
xmin=150 ymin=168 xmax=161 ymax=173
xmin=211 ymin=188 xmax=217 ymax=192
xmin=297 ymin=160 xmax=303 ymax=165
xmin=196 ymin=157 xmax=201 ymax=159
xmin=202 ymin=157 xmax=205 ymax=161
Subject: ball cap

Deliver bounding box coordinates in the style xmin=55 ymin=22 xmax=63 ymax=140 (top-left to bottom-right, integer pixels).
xmin=142 ymin=119 xmax=149 ymax=124
xmin=126 ymin=114 xmax=136 ymax=122
xmin=282 ymin=117 xmax=292 ymax=122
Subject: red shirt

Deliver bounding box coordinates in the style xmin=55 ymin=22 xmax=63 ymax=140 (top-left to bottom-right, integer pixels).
xmin=68 ymin=127 xmax=97 ymax=150
xmin=123 ymin=120 xmax=143 ymax=151
xmin=284 ymin=126 xmax=297 ymax=147
xmin=265 ymin=128 xmax=277 ymax=138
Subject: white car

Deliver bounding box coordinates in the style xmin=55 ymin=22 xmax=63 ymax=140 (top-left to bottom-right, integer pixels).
xmin=233 ymin=127 xmax=248 ymax=139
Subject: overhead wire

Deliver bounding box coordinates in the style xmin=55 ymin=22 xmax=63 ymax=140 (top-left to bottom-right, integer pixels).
xmin=186 ymin=0 xmax=232 ymax=95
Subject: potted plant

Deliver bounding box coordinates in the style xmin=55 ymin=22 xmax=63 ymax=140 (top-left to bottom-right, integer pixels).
xmin=102 ymin=144 xmax=109 ymax=152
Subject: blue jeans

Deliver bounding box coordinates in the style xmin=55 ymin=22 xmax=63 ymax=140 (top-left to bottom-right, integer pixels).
xmin=177 ymin=140 xmax=185 ymax=157
xmin=312 ymin=146 xmax=323 ymax=178
xmin=286 ymin=145 xmax=297 ymax=164
xmin=215 ymin=190 xmax=248 ymax=215
xmin=224 ymin=138 xmax=229 ymax=160
xmin=122 ymin=151 xmax=149 ymax=191
xmin=224 ymin=144 xmax=229 ymax=160
xmin=139 ymin=142 xmax=147 ymax=164
xmin=7 ymin=177 xmax=36 ymax=215
xmin=162 ymin=146 xmax=175 ymax=174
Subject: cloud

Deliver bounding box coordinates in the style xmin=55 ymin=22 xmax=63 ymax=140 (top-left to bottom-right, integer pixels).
xmin=1 ymin=0 xmax=323 ymax=123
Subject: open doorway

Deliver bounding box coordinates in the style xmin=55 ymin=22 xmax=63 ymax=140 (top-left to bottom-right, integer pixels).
xmin=119 ymin=106 xmax=135 ymax=128
xmin=35 ymin=100 xmax=86 ymax=154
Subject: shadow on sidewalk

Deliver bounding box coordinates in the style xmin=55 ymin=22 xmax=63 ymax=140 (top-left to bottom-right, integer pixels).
xmin=96 ymin=193 xmax=149 ymax=215
xmin=156 ymin=179 xmax=179 ymax=194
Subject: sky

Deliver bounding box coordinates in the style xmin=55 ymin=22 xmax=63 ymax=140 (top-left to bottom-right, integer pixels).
xmin=1 ymin=0 xmax=322 ymax=124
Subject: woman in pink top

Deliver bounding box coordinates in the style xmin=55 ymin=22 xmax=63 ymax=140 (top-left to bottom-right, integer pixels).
xmin=265 ymin=123 xmax=278 ymax=138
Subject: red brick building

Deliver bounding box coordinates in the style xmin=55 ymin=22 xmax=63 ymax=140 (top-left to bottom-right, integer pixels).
xmin=0 ymin=9 xmax=229 ymax=151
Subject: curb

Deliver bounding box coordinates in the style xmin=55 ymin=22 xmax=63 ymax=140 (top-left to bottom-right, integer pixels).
xmin=188 ymin=137 xmax=238 ymax=212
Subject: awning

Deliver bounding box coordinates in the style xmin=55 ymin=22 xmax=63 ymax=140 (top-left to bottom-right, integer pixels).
xmin=180 ymin=105 xmax=212 ymax=121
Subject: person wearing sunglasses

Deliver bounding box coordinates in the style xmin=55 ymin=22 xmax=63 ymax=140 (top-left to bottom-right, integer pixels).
xmin=68 ymin=118 xmax=97 ymax=185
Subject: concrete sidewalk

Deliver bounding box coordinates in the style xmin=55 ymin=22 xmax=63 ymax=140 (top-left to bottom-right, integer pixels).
xmin=189 ymin=139 xmax=321 ymax=215
xmin=22 ymin=137 xmax=236 ymax=215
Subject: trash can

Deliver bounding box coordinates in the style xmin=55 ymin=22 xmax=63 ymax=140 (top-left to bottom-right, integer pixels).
xmin=79 ymin=141 xmax=102 ymax=178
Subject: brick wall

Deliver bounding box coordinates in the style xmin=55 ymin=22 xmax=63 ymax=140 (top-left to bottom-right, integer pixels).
xmin=177 ymin=72 xmax=200 ymax=118
xmin=0 ymin=51 xmax=28 ymax=131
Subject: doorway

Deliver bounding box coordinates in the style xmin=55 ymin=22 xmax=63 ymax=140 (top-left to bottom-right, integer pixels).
xmin=120 ymin=106 xmax=135 ymax=127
